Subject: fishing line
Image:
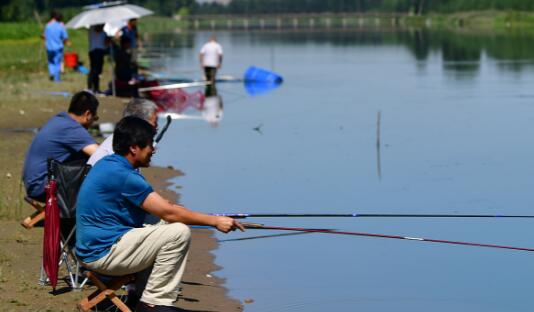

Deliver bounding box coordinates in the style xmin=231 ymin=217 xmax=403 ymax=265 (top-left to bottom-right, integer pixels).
xmin=242 ymin=223 xmax=534 ymax=252
xmin=214 ymin=212 xmax=534 ymax=219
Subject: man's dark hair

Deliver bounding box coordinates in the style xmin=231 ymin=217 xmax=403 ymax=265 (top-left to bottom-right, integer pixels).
xmin=68 ymin=91 xmax=99 ymax=116
xmin=113 ymin=116 xmax=156 ymax=156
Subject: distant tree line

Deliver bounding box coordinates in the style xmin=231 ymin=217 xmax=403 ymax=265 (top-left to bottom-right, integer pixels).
xmin=4 ymin=0 xmax=534 ymax=22
xmin=0 ymin=0 xmax=193 ymax=22
xmin=191 ymin=0 xmax=534 ymax=15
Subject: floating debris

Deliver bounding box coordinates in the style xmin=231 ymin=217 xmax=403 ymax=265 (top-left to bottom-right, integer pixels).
xmin=253 ymin=123 xmax=263 ymax=134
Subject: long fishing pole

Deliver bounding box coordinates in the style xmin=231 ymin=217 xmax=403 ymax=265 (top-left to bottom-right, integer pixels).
xmin=241 ymin=223 xmax=534 ymax=252
xmin=139 ymin=81 xmax=211 ymax=92
xmin=214 ymin=213 xmax=534 ymax=219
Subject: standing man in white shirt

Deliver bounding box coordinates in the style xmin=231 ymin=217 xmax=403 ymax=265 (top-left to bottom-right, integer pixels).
xmin=199 ymin=36 xmax=223 ymax=83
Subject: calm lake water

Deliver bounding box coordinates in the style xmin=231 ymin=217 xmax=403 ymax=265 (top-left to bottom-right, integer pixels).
xmin=148 ymin=29 xmax=534 ymax=311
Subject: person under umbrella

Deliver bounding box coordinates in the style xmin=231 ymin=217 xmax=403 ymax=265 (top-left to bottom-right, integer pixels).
xmin=87 ymin=24 xmax=110 ymax=93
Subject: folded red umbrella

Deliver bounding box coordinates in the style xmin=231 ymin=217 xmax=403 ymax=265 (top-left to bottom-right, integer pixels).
xmin=43 ymin=179 xmax=60 ymax=290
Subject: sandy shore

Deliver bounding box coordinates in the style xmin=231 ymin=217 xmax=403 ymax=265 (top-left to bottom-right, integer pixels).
xmin=144 ymin=166 xmax=243 ymax=311
xmin=0 ymin=167 xmax=243 ymax=311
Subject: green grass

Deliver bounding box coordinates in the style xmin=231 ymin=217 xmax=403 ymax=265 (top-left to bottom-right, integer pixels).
xmin=3 ymin=12 xmax=534 ymax=79
xmin=0 ymin=22 xmax=89 ymax=80
xmin=0 ymin=16 xmax=186 ymax=79
xmin=0 ymin=22 xmax=41 ymax=40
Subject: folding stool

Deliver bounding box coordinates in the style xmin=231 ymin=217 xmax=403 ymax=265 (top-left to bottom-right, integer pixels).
xmin=20 ymin=196 xmax=45 ymax=229
xmin=77 ymin=271 xmax=135 ymax=312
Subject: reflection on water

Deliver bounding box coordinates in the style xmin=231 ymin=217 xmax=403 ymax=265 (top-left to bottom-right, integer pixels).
xmin=155 ymin=84 xmax=223 ymax=126
xmin=203 ymin=84 xmax=224 ymax=126
xmin=153 ymin=77 xmax=281 ymax=126
xmin=151 ymin=29 xmax=534 ymax=312
xmin=244 ymin=81 xmax=282 ymax=96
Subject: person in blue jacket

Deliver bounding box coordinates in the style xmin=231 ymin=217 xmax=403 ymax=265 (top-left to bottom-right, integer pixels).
xmin=43 ymin=11 xmax=70 ymax=82
xmin=22 ymin=91 xmax=99 ymax=201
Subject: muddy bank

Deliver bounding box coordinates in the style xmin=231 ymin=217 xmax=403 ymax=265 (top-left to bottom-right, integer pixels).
xmin=0 ymin=72 xmax=242 ymax=311
xmin=144 ymin=166 xmax=243 ymax=311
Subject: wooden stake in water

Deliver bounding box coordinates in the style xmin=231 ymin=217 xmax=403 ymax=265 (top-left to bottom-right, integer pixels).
xmin=376 ymin=110 xmax=382 ymax=180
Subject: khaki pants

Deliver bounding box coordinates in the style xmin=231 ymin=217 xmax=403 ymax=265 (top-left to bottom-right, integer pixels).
xmin=83 ymin=222 xmax=191 ymax=306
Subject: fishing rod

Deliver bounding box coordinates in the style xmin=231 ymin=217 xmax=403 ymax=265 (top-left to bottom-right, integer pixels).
xmin=219 ymin=231 xmax=311 ymax=243
xmin=214 ymin=212 xmax=534 ymax=219
xmin=240 ymin=223 xmax=534 ymax=252
xmin=154 ymin=115 xmax=172 ymax=146
xmin=158 ymin=113 xmax=204 ymax=121
xmin=139 ymin=81 xmax=211 ymax=92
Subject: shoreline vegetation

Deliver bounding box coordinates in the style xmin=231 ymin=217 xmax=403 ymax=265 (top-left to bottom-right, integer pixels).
xmin=187 ymin=10 xmax=534 ymax=30
xmin=3 ymin=11 xmax=534 ymax=81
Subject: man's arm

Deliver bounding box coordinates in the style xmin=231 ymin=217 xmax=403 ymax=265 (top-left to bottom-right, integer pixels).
xmin=136 ymin=32 xmax=142 ymax=49
xmin=87 ymin=136 xmax=113 ymax=166
xmin=141 ymin=191 xmax=244 ymax=233
xmin=218 ymin=54 xmax=223 ymax=69
xmin=82 ymin=143 xmax=99 ymax=156
xmin=62 ymin=27 xmax=71 ymax=46
xmin=199 ymin=52 xmax=204 ymax=67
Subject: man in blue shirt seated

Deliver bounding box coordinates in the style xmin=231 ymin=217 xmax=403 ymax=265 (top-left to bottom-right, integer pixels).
xmin=76 ymin=116 xmax=244 ymax=312
xmin=22 ymin=90 xmax=99 ymax=202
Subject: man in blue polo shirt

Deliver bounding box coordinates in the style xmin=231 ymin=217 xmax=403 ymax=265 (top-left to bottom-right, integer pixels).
xmin=76 ymin=117 xmax=244 ymax=312
xmin=22 ymin=91 xmax=99 ymax=201
xmin=43 ymin=11 xmax=70 ymax=81
xmin=120 ymin=19 xmax=140 ymax=50
xmin=120 ymin=18 xmax=141 ymax=63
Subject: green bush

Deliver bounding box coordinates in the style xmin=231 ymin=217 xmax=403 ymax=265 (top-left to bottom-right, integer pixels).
xmin=0 ymin=22 xmax=40 ymax=40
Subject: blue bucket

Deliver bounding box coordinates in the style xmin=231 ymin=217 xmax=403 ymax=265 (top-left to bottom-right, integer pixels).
xmin=243 ymin=66 xmax=283 ymax=84
xmin=77 ymin=64 xmax=89 ymax=75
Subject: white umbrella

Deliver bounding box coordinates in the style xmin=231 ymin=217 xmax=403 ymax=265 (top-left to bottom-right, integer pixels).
xmin=103 ymin=20 xmax=127 ymax=36
xmin=65 ymin=4 xmax=153 ymax=29
xmin=65 ymin=3 xmax=153 ymax=96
